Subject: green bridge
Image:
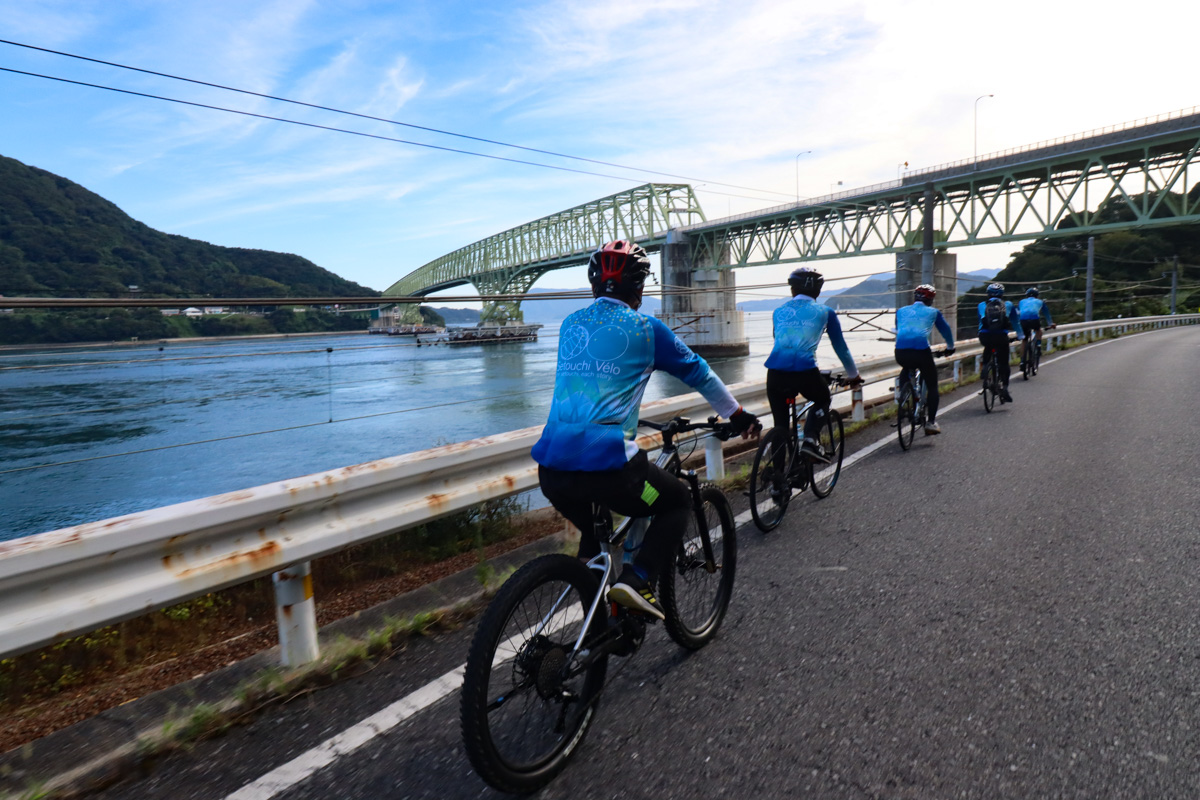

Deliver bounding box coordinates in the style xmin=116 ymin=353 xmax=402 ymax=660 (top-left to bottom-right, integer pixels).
xmin=385 ymin=106 xmax=1200 ymax=352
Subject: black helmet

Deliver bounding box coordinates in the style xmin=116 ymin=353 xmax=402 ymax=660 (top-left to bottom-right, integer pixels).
xmin=588 ymin=240 xmax=651 ymax=300
xmin=914 ymin=284 xmax=936 ymax=303
xmin=1025 ymin=287 xmax=1039 ymax=298
xmin=788 ymin=267 xmax=824 ymax=297
xmin=986 ymin=282 xmax=1005 ymax=298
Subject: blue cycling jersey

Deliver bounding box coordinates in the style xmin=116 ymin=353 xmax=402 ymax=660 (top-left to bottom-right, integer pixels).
xmin=1018 ymin=297 xmax=1054 ymax=325
xmin=763 ymin=295 xmax=859 ymax=377
xmin=977 ymin=299 xmax=1024 ymax=338
xmin=895 ymin=302 xmax=954 ymax=350
xmin=531 ymin=297 xmax=739 ymax=472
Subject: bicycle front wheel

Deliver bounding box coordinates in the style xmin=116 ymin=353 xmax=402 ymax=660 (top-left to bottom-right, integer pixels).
xmin=809 ymin=409 xmax=845 ymax=498
xmin=659 ymin=483 xmax=737 ymax=650
xmin=461 ymin=554 xmax=608 ymax=795
xmin=896 ymin=385 xmax=916 ymax=451
xmin=748 ymin=427 xmax=792 ymax=532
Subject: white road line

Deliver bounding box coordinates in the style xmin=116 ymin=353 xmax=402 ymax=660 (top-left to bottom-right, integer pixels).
xmin=225 ymin=666 xmax=464 ymax=800
xmin=226 ymin=331 xmax=1148 ymax=799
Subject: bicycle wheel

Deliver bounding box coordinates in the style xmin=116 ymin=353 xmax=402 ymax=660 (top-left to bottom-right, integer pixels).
xmin=1032 ymin=342 xmax=1041 ymax=375
xmin=809 ymin=409 xmax=844 ymax=498
xmin=983 ymin=359 xmax=996 ymax=413
xmin=896 ymin=383 xmax=916 ymax=451
xmin=748 ymin=427 xmax=792 ymax=532
xmin=461 ymin=554 xmax=608 ymax=794
xmin=1021 ymin=349 xmax=1031 ymax=381
xmin=659 ymin=483 xmax=737 ymax=650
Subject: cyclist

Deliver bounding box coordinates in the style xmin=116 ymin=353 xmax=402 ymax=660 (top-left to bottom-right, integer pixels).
xmin=764 ymin=267 xmax=862 ymax=461
xmin=532 ymin=240 xmax=759 ymax=620
xmin=976 ymin=282 xmax=1023 ymax=403
xmin=894 ymin=284 xmax=956 ymax=434
xmin=1018 ymin=287 xmax=1056 ymax=369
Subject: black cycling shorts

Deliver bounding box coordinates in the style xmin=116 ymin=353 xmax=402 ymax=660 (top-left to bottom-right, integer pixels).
xmin=1020 ymin=320 xmax=1041 ymax=337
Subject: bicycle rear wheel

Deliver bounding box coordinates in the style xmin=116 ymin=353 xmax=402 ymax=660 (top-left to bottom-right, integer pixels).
xmin=659 ymin=484 xmax=737 ymax=650
xmin=809 ymin=409 xmax=844 ymax=498
xmin=982 ymin=359 xmax=996 ymax=413
xmin=748 ymin=427 xmax=792 ymax=532
xmin=896 ymin=383 xmax=916 ymax=451
xmin=1032 ymin=342 xmax=1041 ymax=375
xmin=461 ymin=554 xmax=607 ymax=794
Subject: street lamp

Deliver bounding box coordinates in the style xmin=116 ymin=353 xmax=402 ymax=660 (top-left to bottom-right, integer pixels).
xmin=795 ymin=151 xmax=812 ymax=202
xmin=897 ymin=161 xmax=909 ymax=180
xmin=830 ymin=180 xmax=843 ymax=194
xmin=974 ymin=94 xmax=994 ymax=168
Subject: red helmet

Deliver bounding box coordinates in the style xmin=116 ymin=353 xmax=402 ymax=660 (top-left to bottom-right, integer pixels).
xmin=914 ymin=284 xmax=936 ymax=303
xmin=588 ymin=240 xmax=651 ymax=299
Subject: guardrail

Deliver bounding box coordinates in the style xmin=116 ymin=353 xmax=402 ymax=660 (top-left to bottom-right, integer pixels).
xmin=1 ymin=314 xmax=1196 ymax=665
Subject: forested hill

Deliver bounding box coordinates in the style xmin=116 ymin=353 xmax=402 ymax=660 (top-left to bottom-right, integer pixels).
xmin=0 ymin=154 xmax=377 ymax=298
xmin=954 ymin=195 xmax=1200 ymax=335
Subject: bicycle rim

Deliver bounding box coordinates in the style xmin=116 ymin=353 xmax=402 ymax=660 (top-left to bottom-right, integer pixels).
xmin=810 ymin=410 xmax=844 ymax=497
xmin=460 ymin=555 xmax=607 ymax=794
xmin=660 ymin=484 xmax=737 ymax=650
xmin=749 ymin=427 xmax=791 ymax=532
xmin=897 ymin=388 xmax=916 ymax=451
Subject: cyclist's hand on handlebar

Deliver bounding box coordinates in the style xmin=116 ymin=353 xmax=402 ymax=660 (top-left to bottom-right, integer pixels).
xmin=845 ymin=375 xmax=864 ymax=388
xmin=943 ymin=347 xmax=956 ymax=356
xmin=729 ymin=407 xmax=761 ymax=439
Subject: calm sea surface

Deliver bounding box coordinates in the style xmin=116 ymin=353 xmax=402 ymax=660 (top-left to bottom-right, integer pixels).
xmin=0 ymin=311 xmax=894 ymax=540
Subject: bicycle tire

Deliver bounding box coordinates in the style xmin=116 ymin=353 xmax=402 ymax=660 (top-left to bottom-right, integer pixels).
xmin=1021 ymin=351 xmax=1031 ymax=381
xmin=983 ymin=358 xmax=996 ymax=413
xmin=748 ymin=427 xmax=792 ymax=532
xmin=1032 ymin=342 xmax=1041 ymax=375
xmin=659 ymin=483 xmax=737 ymax=650
xmin=809 ymin=409 xmax=844 ymax=498
xmin=896 ymin=383 xmax=916 ymax=451
xmin=461 ymin=554 xmax=608 ymax=794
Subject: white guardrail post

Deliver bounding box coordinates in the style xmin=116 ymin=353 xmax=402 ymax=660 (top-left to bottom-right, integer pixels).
xmin=851 ymin=385 xmax=865 ymax=422
xmin=273 ymin=562 xmax=319 ymax=666
xmin=0 ymin=314 xmax=1196 ymax=663
xmin=704 ymin=435 xmax=726 ymax=481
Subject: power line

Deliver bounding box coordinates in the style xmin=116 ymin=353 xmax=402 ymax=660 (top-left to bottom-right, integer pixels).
xmin=0 ymin=38 xmax=797 ymax=201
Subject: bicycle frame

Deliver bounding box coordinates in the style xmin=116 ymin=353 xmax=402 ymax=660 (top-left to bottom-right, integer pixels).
xmin=561 ymin=425 xmax=712 ymax=669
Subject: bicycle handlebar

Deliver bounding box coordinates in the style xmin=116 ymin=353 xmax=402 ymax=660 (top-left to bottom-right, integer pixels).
xmin=638 ymin=416 xmax=738 ymax=441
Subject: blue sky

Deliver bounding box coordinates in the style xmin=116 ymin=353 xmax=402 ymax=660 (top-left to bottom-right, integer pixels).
xmin=1 ymin=0 xmax=1195 ymax=302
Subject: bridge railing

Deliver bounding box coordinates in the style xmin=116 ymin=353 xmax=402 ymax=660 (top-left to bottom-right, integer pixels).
xmin=1 ymin=314 xmax=1196 ymax=664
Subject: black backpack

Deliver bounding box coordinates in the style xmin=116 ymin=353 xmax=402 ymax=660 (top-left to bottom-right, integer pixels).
xmin=983 ymin=297 xmax=1008 ymax=332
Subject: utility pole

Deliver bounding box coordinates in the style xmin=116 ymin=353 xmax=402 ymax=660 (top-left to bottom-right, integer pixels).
xmin=1085 ymin=236 xmax=1095 ymax=321
xmin=1172 ymin=255 xmax=1179 ymax=314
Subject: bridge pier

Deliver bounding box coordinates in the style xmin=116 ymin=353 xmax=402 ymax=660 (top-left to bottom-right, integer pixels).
xmin=656 ymin=231 xmax=749 ymax=358
xmin=895 ymin=251 xmax=957 ymax=344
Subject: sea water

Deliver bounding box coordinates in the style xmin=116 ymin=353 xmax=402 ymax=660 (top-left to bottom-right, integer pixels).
xmin=0 ymin=311 xmax=895 ymax=539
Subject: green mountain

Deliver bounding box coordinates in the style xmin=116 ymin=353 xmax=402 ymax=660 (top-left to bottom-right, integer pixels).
xmin=0 ymin=154 xmax=377 ymax=299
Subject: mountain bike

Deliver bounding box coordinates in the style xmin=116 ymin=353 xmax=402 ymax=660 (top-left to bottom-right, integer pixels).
xmin=747 ymin=371 xmax=847 ymax=532
xmin=460 ymin=416 xmax=737 ymax=794
xmin=895 ymin=350 xmax=950 ymax=450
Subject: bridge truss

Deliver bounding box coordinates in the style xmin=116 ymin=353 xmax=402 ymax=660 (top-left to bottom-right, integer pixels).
xmin=384 ymin=184 xmax=704 ymax=321
xmin=686 ymin=107 xmax=1200 ymax=268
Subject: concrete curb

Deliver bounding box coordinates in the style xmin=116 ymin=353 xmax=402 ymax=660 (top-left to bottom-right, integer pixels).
xmin=0 ymin=532 xmax=572 ymax=799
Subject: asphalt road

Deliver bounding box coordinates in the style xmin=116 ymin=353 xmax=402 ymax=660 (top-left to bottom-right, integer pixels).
xmin=96 ymin=326 xmax=1200 ymax=799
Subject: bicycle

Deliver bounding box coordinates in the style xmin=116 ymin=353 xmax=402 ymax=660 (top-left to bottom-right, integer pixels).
xmin=1021 ymin=324 xmax=1054 ymax=379
xmin=895 ymin=350 xmax=951 ymax=450
xmin=979 ymin=339 xmax=1011 ymax=413
xmin=460 ymin=416 xmax=738 ymax=794
xmin=747 ymin=371 xmax=847 ymax=532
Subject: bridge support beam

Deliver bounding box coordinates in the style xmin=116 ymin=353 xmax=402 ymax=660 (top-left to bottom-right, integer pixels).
xmin=895 ymin=251 xmax=957 ymax=345
xmin=657 ymin=230 xmax=749 ymax=358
